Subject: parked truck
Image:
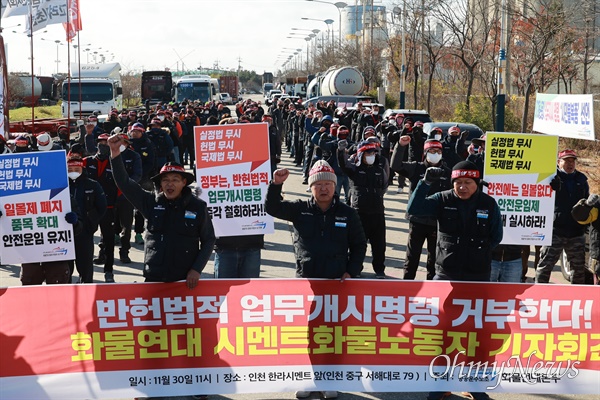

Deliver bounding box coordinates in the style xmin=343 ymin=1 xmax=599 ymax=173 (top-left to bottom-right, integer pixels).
xmin=262 ymin=71 xmax=274 ymax=94
xmin=62 ymin=62 xmax=123 ymax=118
xmin=219 ymin=75 xmax=239 ymax=103
xmin=173 ymin=75 xmax=219 ymax=103
xmin=306 ymin=66 xmax=364 ymax=99
xmin=141 ymin=70 xmax=172 ymax=105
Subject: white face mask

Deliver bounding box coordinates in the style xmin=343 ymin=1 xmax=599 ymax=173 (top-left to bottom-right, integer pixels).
xmin=119 ymin=145 xmax=127 ymax=153
xmin=365 ymin=154 xmax=376 ymax=165
xmin=68 ymin=172 xmax=81 ymax=180
xmin=158 ymin=115 xmax=165 ymax=121
xmin=372 ymin=111 xmax=379 ymax=115
xmin=426 ymin=152 xmax=442 ymax=165
xmin=434 ymin=134 xmax=441 ymax=141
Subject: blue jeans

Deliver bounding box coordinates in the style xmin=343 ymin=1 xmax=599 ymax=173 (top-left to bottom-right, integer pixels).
xmin=490 ymin=258 xmax=522 ymax=282
xmin=214 ymin=248 xmax=261 ymax=278
xmin=336 ymin=174 xmax=349 ymax=200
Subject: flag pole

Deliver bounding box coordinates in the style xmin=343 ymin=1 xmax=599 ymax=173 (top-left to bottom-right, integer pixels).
xmin=29 ymin=6 xmax=35 ymax=134
xmin=66 ymin=0 xmax=71 ymax=130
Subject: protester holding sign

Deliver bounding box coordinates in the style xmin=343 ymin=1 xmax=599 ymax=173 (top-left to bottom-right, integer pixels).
xmin=572 ymin=194 xmax=600 ymax=284
xmin=67 ymin=152 xmax=107 ymax=283
xmin=536 ymin=149 xmax=589 ymax=284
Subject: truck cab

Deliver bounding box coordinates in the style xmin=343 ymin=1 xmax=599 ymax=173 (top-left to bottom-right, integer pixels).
xmin=62 ymin=63 xmax=123 ymax=118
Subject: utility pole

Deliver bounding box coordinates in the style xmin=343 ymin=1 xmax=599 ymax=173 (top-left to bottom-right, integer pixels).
xmin=495 ymin=0 xmax=507 ymax=132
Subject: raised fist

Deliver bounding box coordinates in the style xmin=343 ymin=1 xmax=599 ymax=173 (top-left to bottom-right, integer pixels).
xmin=424 ymin=167 xmax=444 ymax=185
xmin=399 ymin=135 xmax=411 ymax=147
xmin=273 ymin=169 xmax=290 ymax=185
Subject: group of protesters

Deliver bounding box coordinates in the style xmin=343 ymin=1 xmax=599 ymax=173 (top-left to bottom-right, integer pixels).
xmin=1 ymin=95 xmax=598 ymax=400
xmin=1 ymin=95 xmax=598 ymax=291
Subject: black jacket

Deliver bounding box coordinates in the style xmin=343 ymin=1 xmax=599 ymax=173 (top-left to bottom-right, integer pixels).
xmin=265 ymin=183 xmax=366 ymax=278
xmin=391 ymin=144 xmax=452 ymax=226
xmin=338 ymin=151 xmax=388 ymax=214
xmin=110 ymin=154 xmax=216 ymax=282
xmin=554 ymin=169 xmax=589 ymax=238
xmin=69 ymin=172 xmax=107 ymax=236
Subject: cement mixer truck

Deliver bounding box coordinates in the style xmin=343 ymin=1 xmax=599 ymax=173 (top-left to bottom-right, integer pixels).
xmin=306 ymin=66 xmax=365 ymax=98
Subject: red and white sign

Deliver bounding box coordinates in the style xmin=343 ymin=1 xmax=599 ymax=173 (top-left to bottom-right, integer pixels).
xmin=1 ymin=280 xmax=598 ymax=398
xmin=195 ymin=123 xmax=274 ymax=237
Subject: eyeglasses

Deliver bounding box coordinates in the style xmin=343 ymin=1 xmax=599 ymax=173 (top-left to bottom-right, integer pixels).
xmin=312 ymin=182 xmax=334 ymax=189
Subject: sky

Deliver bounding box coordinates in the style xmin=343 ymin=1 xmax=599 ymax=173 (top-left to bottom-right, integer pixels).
xmin=1 ymin=0 xmax=396 ymax=77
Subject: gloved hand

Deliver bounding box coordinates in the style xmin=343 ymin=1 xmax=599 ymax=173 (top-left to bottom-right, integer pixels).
xmin=424 ymin=167 xmax=444 ymax=185
xmin=65 ymin=212 xmax=78 ymax=225
xmin=337 ymin=139 xmax=348 ymax=150
xmin=585 ymin=194 xmax=599 ymax=206
xmin=550 ymin=175 xmax=562 ymax=191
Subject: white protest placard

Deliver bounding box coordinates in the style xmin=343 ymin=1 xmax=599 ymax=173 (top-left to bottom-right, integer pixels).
xmin=195 ymin=123 xmax=274 ymax=237
xmin=533 ymin=93 xmax=595 ymax=140
xmin=484 ymin=132 xmax=558 ymax=245
xmin=0 ymin=150 xmax=75 ymax=264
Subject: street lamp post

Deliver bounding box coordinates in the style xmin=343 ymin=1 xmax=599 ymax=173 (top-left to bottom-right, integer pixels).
xmin=55 ymin=40 xmax=61 ymax=74
xmin=306 ymin=0 xmax=347 ymax=51
xmin=301 ymin=18 xmax=335 ymax=51
xmin=393 ymin=5 xmax=406 ymax=108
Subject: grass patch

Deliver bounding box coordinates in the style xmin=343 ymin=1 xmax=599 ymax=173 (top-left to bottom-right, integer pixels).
xmin=9 ymin=105 xmax=62 ymax=121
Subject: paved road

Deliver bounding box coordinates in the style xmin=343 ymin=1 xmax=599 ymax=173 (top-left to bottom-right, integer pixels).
xmin=1 ymin=106 xmax=594 ymax=399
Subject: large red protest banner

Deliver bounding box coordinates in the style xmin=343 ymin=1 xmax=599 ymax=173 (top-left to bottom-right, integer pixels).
xmin=1 ymin=280 xmax=598 ymax=399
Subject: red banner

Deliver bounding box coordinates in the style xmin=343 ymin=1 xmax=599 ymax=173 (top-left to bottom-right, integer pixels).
xmin=63 ymin=0 xmax=82 ymax=42
xmin=1 ymin=280 xmax=598 ymax=398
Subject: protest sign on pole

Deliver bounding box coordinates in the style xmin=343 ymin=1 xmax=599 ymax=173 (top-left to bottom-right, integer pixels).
xmin=1 ymin=280 xmax=598 ymax=399
xmin=484 ymin=132 xmax=558 ymax=245
xmin=0 ymin=150 xmax=75 ymax=263
xmin=533 ymin=93 xmax=595 ymax=141
xmin=194 ymin=123 xmax=274 ymax=237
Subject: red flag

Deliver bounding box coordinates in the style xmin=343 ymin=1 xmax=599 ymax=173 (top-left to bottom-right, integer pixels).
xmin=63 ymin=0 xmax=82 ymax=42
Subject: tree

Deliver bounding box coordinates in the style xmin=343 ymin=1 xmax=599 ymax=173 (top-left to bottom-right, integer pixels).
xmin=121 ymin=72 xmax=141 ymax=108
xmin=509 ymin=0 xmax=573 ymax=132
xmin=431 ymin=0 xmax=495 ymax=110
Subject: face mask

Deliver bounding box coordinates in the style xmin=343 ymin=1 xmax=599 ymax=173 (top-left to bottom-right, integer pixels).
xmin=434 ymin=134 xmax=441 ymax=141
xmin=372 ymin=111 xmax=379 ymax=115
xmin=119 ymin=145 xmax=127 ymax=153
xmin=365 ymin=154 xmax=376 ymax=165
xmin=158 ymin=115 xmax=165 ymax=121
xmin=97 ymin=144 xmax=110 ymax=157
xmin=426 ymin=153 xmax=442 ymax=165
xmin=68 ymin=172 xmax=81 ymax=180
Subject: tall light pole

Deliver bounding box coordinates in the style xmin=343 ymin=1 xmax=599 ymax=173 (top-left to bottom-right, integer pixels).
xmin=301 ymin=18 xmax=335 ymax=50
xmin=305 ymin=0 xmax=347 ymax=51
xmin=496 ymin=0 xmax=508 ymax=132
xmin=393 ymin=5 xmax=406 ymax=108
xmin=55 ymin=40 xmax=61 ymax=74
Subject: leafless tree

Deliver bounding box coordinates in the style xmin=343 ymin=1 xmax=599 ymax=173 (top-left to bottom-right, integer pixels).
xmin=509 ymin=0 xmax=572 ymax=132
xmin=431 ymin=0 xmax=495 ymax=110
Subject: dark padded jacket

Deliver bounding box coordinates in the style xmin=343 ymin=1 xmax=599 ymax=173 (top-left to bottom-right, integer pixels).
xmin=111 ymin=154 xmax=216 ymax=282
xmin=408 ymin=181 xmax=503 ymax=281
xmin=554 ymin=169 xmax=589 ymax=238
xmin=265 ymin=183 xmax=366 ymax=278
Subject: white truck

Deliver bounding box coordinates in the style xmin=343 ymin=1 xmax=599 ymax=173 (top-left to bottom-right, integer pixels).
xmin=173 ymin=75 xmax=220 ymax=103
xmin=62 ymin=62 xmax=123 ymax=118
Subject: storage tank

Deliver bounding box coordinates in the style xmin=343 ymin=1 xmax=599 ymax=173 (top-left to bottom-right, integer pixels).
xmin=320 ymin=66 xmax=364 ymax=96
xmin=9 ymin=76 xmax=43 ymax=107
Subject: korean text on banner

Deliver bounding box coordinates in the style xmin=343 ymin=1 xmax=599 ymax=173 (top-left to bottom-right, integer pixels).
xmin=195 ymin=123 xmax=274 ymax=237
xmin=533 ymin=93 xmax=595 ymax=141
xmin=0 ymin=150 xmax=75 ymax=264
xmin=0 ymin=280 xmax=598 ymax=399
xmin=484 ymin=132 xmax=558 ymax=245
